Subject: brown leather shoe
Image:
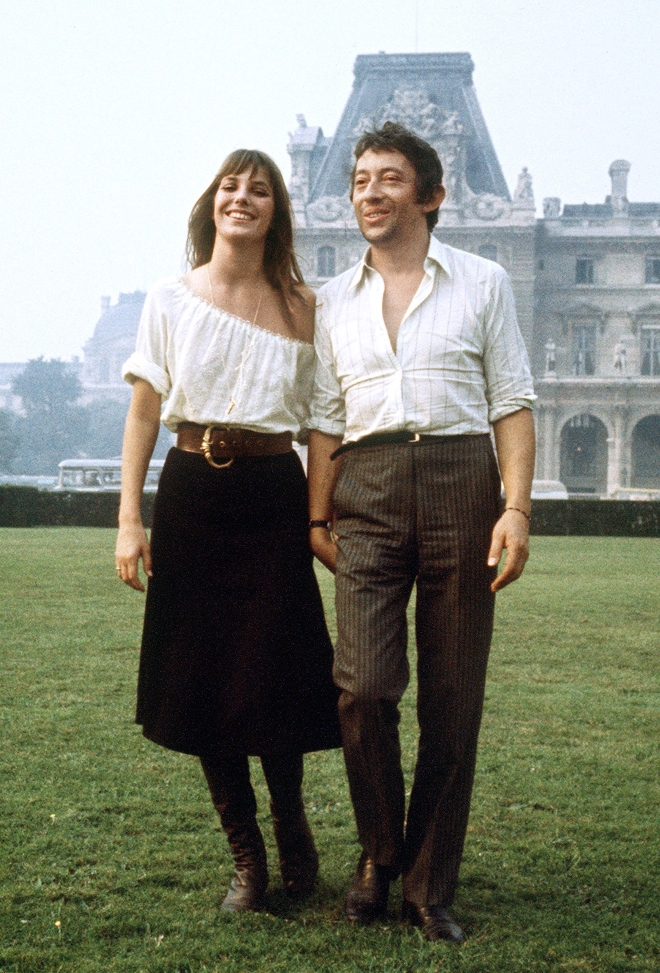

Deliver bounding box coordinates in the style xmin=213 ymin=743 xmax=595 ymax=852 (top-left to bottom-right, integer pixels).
xmin=402 ymin=900 xmax=465 ymax=943
xmin=345 ymin=851 xmax=391 ymax=923
xmin=221 ymin=821 xmax=268 ymax=912
xmin=271 ymin=807 xmax=319 ymax=896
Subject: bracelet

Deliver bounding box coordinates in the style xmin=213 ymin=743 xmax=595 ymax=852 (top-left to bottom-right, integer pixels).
xmin=309 ymin=519 xmax=331 ymax=530
xmin=504 ymin=506 xmax=531 ymax=522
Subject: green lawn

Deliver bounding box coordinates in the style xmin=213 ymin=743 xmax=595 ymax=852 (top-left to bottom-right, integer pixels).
xmin=0 ymin=530 xmax=658 ymax=973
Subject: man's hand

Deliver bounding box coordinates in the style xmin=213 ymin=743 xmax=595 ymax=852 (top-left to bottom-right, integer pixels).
xmin=310 ymin=526 xmax=338 ymax=574
xmin=487 ymin=508 xmax=529 ymax=592
xmin=116 ymin=521 xmax=153 ymax=592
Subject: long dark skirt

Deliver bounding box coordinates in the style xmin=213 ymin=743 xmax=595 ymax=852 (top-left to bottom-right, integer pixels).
xmin=136 ymin=447 xmax=341 ymax=757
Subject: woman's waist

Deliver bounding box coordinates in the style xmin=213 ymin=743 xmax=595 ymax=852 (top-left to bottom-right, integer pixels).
xmin=176 ymin=422 xmax=293 ymax=467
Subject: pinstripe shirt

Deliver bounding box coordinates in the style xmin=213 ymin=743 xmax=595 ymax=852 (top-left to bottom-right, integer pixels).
xmin=309 ymin=235 xmax=536 ymax=443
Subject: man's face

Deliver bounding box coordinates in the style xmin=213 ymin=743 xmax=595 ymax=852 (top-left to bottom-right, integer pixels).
xmin=351 ymin=149 xmax=439 ymax=245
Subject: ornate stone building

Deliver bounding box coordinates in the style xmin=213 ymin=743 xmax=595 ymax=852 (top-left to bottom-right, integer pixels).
xmin=534 ymin=168 xmax=660 ymax=493
xmin=5 ymin=51 xmax=659 ymax=492
xmin=288 ymin=51 xmax=660 ymax=494
xmin=80 ymin=290 xmax=146 ymax=403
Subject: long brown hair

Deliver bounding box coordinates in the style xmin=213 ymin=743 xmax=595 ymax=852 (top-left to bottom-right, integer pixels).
xmin=185 ymin=149 xmax=305 ymax=306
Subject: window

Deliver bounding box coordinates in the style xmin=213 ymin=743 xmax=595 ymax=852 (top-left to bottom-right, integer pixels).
xmin=572 ymin=325 xmax=596 ymax=376
xmin=646 ymin=257 xmax=660 ymax=285
xmin=479 ymin=244 xmax=497 ymax=262
xmin=641 ymin=327 xmax=660 ymax=376
xmin=575 ymin=258 xmax=594 ymax=285
xmin=317 ymin=246 xmax=335 ymax=278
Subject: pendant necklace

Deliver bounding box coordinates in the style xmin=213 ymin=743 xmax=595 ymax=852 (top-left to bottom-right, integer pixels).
xmin=206 ymin=265 xmax=264 ymax=415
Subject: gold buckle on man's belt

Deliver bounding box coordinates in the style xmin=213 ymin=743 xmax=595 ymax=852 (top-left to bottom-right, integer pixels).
xmin=201 ymin=425 xmax=235 ymax=469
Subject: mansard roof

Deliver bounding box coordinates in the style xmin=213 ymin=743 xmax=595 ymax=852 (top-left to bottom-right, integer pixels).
xmin=308 ymin=52 xmax=510 ymax=202
xmin=563 ymin=202 xmax=660 ymax=219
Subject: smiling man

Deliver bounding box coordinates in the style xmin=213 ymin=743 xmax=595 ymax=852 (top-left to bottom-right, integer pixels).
xmin=307 ymin=123 xmax=536 ymax=943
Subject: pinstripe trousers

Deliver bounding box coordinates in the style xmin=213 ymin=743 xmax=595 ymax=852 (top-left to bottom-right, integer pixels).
xmin=332 ymin=434 xmax=501 ymax=908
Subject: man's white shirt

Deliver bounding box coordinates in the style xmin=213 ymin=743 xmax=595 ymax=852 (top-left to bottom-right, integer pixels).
xmin=309 ymin=235 xmax=536 ymax=443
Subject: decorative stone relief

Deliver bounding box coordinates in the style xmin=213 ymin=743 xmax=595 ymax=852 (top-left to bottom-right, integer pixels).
xmin=470 ymin=194 xmax=506 ymax=221
xmin=352 ymin=88 xmax=452 ymax=143
xmin=306 ymin=195 xmax=358 ymax=227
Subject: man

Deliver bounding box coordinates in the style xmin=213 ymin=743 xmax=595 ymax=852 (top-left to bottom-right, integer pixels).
xmin=307 ymin=122 xmax=536 ymax=943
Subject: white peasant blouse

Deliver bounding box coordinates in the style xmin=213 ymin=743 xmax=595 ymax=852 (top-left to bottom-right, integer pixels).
xmin=122 ymin=277 xmax=315 ymax=441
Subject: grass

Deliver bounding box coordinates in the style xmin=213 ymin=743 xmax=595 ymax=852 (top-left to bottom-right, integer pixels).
xmin=0 ymin=529 xmax=658 ymax=972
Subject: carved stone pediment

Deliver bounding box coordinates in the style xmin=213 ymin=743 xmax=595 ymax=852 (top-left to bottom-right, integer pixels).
xmin=306 ymin=195 xmax=357 ymax=227
xmin=352 ymin=88 xmax=459 ymax=143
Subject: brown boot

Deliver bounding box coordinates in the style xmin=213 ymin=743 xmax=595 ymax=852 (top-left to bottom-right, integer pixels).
xmin=221 ymin=820 xmax=268 ymax=912
xmin=271 ymin=805 xmax=319 ymax=896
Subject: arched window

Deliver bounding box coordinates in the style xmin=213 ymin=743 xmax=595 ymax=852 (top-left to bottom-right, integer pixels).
xmin=632 ymin=416 xmax=660 ymax=487
xmin=560 ymin=414 xmax=608 ymax=494
xmin=317 ymin=246 xmax=335 ymax=278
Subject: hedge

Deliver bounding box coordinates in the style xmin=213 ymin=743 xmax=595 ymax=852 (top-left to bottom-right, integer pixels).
xmin=2 ymin=486 xmax=660 ymax=536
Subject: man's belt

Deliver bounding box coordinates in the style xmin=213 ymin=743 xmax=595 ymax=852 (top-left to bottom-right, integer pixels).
xmin=330 ymin=431 xmax=441 ymax=460
xmin=177 ymin=423 xmax=292 ymax=469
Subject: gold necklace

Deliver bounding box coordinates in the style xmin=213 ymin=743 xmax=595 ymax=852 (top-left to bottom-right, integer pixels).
xmin=206 ymin=265 xmax=264 ymax=416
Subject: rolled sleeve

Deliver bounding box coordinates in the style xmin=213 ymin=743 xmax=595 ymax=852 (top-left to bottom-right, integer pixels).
xmin=309 ymin=299 xmax=346 ymax=438
xmin=122 ymin=352 xmax=170 ymax=398
xmin=122 ymin=289 xmax=171 ymax=399
xmin=483 ymin=269 xmax=536 ymax=424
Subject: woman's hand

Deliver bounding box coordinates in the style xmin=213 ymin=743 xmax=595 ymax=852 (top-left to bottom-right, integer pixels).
xmin=116 ymin=521 xmax=152 ymax=592
xmin=310 ymin=526 xmax=338 ymax=575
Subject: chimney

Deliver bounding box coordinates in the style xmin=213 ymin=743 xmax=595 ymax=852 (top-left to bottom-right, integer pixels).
xmin=608 ymin=160 xmax=631 ymax=214
xmin=100 ymin=295 xmax=111 ymax=314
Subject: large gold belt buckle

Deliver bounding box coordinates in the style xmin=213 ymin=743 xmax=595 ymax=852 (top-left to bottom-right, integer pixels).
xmin=201 ymin=425 xmax=235 ymax=469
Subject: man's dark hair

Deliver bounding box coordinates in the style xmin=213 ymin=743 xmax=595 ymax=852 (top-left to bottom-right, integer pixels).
xmin=351 ymin=122 xmax=444 ymax=231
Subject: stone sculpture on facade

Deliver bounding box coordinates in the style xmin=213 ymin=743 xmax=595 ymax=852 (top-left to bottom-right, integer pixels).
xmin=514 ymin=167 xmax=534 ymax=203
xmin=543 ymin=197 xmax=562 ymax=219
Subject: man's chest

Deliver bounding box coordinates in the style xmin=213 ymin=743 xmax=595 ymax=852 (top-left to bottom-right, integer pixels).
xmin=330 ymin=286 xmax=486 ymax=381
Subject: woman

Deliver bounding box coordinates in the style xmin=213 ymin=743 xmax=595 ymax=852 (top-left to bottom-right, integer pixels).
xmin=115 ymin=150 xmax=341 ymax=913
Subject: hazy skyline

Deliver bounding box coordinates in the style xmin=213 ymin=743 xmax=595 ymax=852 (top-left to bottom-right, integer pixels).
xmin=1 ymin=0 xmax=658 ymax=362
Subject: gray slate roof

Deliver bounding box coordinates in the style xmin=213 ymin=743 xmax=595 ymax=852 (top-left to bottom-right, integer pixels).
xmin=309 ymin=52 xmax=510 ymax=202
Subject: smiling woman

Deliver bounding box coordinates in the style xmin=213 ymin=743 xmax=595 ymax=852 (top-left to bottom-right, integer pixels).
xmin=113 ymin=149 xmax=341 ymax=915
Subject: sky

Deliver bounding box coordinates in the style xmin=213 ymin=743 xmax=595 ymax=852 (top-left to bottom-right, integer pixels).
xmin=0 ymin=0 xmax=658 ymax=362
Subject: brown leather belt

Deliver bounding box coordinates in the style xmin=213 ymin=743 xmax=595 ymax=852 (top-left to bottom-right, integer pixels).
xmin=176 ymin=422 xmax=292 ymax=469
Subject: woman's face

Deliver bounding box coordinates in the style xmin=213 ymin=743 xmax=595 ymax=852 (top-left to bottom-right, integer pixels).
xmin=213 ymin=166 xmax=275 ymax=245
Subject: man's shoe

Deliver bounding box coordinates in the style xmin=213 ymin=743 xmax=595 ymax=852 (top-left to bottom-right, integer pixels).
xmin=345 ymin=851 xmax=391 ymax=923
xmin=402 ymin=900 xmax=465 ymax=944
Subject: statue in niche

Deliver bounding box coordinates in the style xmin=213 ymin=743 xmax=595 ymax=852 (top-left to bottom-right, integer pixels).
xmin=613 ymin=342 xmax=627 ymax=374
xmin=544 ymin=340 xmax=556 ymax=375
xmin=514 ymin=167 xmax=534 ymax=202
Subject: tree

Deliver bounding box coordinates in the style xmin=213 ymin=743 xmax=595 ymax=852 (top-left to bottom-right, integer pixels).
xmin=0 ymin=408 xmax=20 ymax=473
xmin=81 ymin=398 xmax=128 ymax=458
xmin=12 ymin=358 xmax=89 ymax=475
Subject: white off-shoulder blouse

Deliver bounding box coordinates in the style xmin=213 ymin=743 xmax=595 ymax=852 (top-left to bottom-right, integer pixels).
xmin=122 ymin=277 xmax=315 ymax=440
